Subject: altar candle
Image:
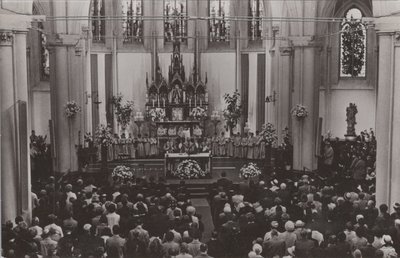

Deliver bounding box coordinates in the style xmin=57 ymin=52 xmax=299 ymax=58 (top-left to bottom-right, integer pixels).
xmin=205 ymin=92 xmax=208 ymax=103
xmin=189 ymin=99 xmax=191 ymax=107
xmin=195 ymin=98 xmax=197 ymax=107
xmin=157 ymin=96 xmax=160 ymax=107
xmin=200 ymin=99 xmax=202 ymax=106
xmin=163 ymin=98 xmax=166 ymax=107
xmin=183 ymin=92 xmax=186 ymax=103
xmin=152 ymin=99 xmax=155 ymax=107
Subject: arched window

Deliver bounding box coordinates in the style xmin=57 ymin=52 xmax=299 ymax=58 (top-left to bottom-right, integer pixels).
xmin=164 ymin=0 xmax=187 ymax=42
xmin=209 ymin=0 xmax=230 ymax=42
xmin=90 ymin=0 xmax=105 ymax=43
xmin=248 ymin=0 xmax=263 ymax=41
xmin=340 ymin=7 xmax=366 ymax=78
xmin=121 ymin=0 xmax=143 ymax=43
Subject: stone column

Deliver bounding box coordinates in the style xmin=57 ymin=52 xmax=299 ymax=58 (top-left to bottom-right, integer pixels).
xmin=0 ymin=13 xmax=32 ymax=222
xmin=277 ymin=45 xmax=292 ymax=144
xmin=291 ymin=37 xmax=320 ymax=171
xmin=374 ymin=17 xmax=400 ymax=209
xmin=48 ymin=34 xmax=86 ymax=173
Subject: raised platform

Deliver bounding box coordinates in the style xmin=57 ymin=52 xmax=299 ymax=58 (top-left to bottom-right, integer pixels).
xmin=84 ymin=157 xmax=267 ymax=183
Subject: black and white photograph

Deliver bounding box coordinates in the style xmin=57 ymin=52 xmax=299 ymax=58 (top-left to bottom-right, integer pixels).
xmin=1 ymin=0 xmax=400 ymax=257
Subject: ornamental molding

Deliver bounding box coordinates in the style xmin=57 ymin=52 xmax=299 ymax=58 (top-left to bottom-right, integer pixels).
xmin=279 ymin=46 xmax=292 ymax=56
xmin=47 ymin=33 xmax=82 ymax=47
xmin=0 ymin=31 xmax=13 ymax=45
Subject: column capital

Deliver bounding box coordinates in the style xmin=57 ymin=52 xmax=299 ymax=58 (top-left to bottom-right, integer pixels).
xmin=279 ymin=46 xmax=293 ymax=56
xmin=0 ymin=31 xmax=13 ymax=46
xmin=47 ymin=33 xmax=82 ymax=47
xmin=289 ymin=36 xmax=322 ymax=49
xmin=374 ymin=16 xmax=400 ymax=35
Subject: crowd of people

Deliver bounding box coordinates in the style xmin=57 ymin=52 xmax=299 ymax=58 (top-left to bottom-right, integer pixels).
xmin=12 ymin=129 xmax=395 ymax=258
xmin=100 ymin=131 xmax=269 ymax=162
xmin=3 ymin=161 xmax=400 ymax=258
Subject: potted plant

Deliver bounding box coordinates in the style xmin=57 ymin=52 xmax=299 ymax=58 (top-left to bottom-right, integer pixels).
xmin=112 ymin=94 xmax=134 ymax=132
xmin=223 ymin=90 xmax=242 ymax=134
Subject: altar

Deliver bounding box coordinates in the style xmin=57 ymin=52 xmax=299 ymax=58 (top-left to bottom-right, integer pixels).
xmin=145 ymin=40 xmax=209 ymax=148
xmin=165 ymin=152 xmax=212 ymax=178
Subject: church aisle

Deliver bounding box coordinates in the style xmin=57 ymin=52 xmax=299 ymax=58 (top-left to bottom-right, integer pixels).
xmin=191 ymin=198 xmax=214 ymax=243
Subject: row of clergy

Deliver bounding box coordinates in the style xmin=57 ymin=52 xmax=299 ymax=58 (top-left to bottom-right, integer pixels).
xmin=101 ymin=132 xmax=268 ymax=160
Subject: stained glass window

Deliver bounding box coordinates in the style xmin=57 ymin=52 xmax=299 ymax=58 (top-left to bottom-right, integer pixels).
xmin=121 ymin=0 xmax=143 ymax=43
xmin=340 ymin=8 xmax=366 ymax=77
xmin=164 ymin=0 xmax=187 ymax=42
xmin=248 ymin=0 xmax=263 ymax=41
xmin=91 ymin=0 xmax=105 ymax=43
xmin=209 ymin=0 xmax=230 ymax=42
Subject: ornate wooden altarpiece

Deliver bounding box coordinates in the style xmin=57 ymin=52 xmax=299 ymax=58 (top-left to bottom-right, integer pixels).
xmin=145 ymin=40 xmax=209 ymax=146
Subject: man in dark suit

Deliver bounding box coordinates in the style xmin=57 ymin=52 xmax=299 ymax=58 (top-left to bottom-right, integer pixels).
xmin=106 ymin=225 xmax=126 ymax=258
xmin=194 ymin=243 xmax=214 ymax=258
xmin=263 ymin=229 xmax=286 ymax=258
xmin=216 ymin=172 xmax=232 ymax=191
xmin=294 ymin=229 xmax=316 ymax=258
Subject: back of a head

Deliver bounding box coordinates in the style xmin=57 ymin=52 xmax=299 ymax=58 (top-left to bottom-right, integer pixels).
xmin=300 ymin=229 xmax=308 ymax=240
xmin=165 ymin=231 xmax=174 ymax=242
xmin=180 ymin=243 xmax=189 ymax=254
xmin=113 ymin=225 xmax=120 ymax=235
xmin=353 ymin=249 xmax=362 ymax=258
xmin=379 ymin=204 xmax=388 ymax=213
xmin=200 ymin=243 xmax=208 ymax=253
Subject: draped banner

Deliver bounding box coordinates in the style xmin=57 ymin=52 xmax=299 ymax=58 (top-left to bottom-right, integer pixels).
xmin=241 ymin=53 xmax=249 ymax=131
xmin=90 ymin=54 xmax=99 ymax=131
xmin=257 ymin=53 xmax=266 ymax=130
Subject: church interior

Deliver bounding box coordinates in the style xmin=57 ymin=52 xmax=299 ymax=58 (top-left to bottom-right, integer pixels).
xmin=2 ymin=0 xmax=400 ymax=257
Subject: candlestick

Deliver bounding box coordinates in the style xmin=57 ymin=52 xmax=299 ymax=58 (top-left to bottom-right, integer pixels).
xmin=152 ymin=99 xmax=155 ymax=107
xmin=189 ymin=99 xmax=191 ymax=107
xmin=163 ymin=98 xmax=166 ymax=107
xmin=157 ymin=96 xmax=160 ymax=107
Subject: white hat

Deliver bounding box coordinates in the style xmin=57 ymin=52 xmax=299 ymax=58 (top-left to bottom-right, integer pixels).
xmin=382 ymin=235 xmax=393 ymax=244
xmin=83 ymin=224 xmax=92 ymax=231
xmin=356 ymin=214 xmax=364 ymax=222
xmin=223 ymin=206 xmax=232 ymax=213
xmin=252 ymin=243 xmax=262 ymax=254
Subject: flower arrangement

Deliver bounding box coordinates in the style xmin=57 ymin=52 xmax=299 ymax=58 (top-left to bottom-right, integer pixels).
xmin=112 ymin=165 xmax=134 ymax=181
xmin=223 ymin=90 xmax=242 ymax=133
xmin=260 ymin=123 xmax=278 ymax=146
xmin=64 ymin=101 xmax=81 ymax=118
xmin=190 ymin=107 xmax=207 ymax=120
xmin=112 ymin=94 xmax=134 ymax=129
xmin=291 ymin=104 xmax=308 ymax=119
xmin=148 ymin=108 xmax=166 ymax=122
xmin=94 ymin=124 xmax=113 ymax=147
xmin=240 ymin=163 xmax=261 ymax=179
xmin=171 ymin=159 xmax=207 ymax=179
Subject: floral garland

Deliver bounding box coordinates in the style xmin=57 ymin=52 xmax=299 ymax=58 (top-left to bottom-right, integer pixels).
xmin=64 ymin=101 xmax=81 ymax=118
xmin=171 ymin=159 xmax=207 ymax=179
xmin=112 ymin=94 xmax=134 ymax=129
xmin=190 ymin=107 xmax=207 ymax=120
xmin=240 ymin=163 xmax=261 ymax=179
xmin=112 ymin=165 xmax=134 ymax=181
xmin=94 ymin=124 xmax=113 ymax=147
xmin=260 ymin=123 xmax=278 ymax=146
xmin=291 ymin=104 xmax=308 ymax=119
xmin=148 ymin=108 xmax=166 ymax=122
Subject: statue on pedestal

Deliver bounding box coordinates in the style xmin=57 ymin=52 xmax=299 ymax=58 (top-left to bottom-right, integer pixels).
xmin=169 ymin=84 xmax=182 ymax=104
xmin=346 ymin=103 xmax=358 ymax=136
